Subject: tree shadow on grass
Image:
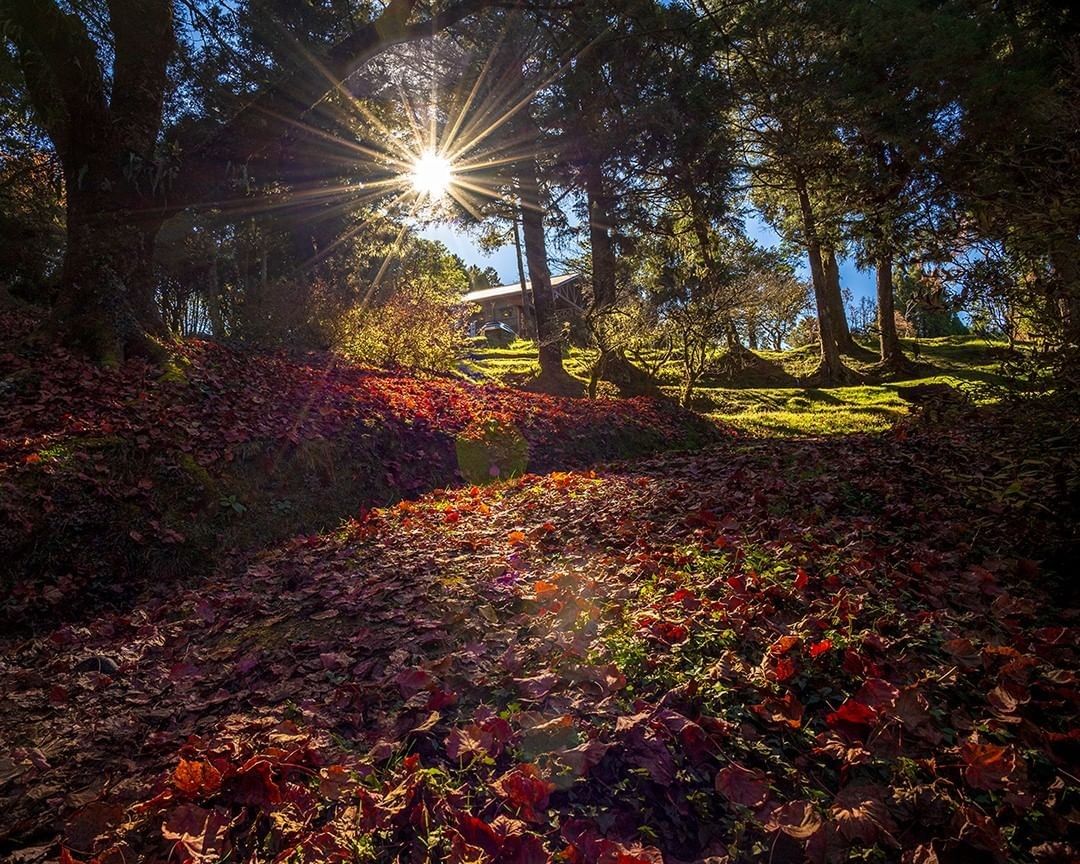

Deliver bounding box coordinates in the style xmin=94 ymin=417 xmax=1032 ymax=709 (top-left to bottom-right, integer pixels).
xmin=701 ymin=350 xmax=799 ymax=389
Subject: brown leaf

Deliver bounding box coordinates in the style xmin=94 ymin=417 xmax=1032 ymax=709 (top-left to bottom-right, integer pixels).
xmin=491 ymin=764 xmax=555 ymax=823
xmin=901 ymin=844 xmax=939 ymax=864
xmin=765 ymin=800 xmax=822 ymax=839
xmin=64 ymin=801 xmax=124 ymax=855
xmin=960 ymin=739 xmax=1017 ymax=791
xmin=829 ymin=784 xmax=894 ymax=845
xmin=446 ymin=725 xmax=487 ymax=762
xmin=162 ymin=804 xmax=233 ymax=862
xmin=555 ymin=740 xmax=612 ymax=778
xmin=715 ymin=763 xmax=770 ymax=808
xmin=752 ymin=692 xmax=804 ymax=729
xmin=987 ymin=679 xmax=1030 ymax=715
xmin=514 ymin=672 xmax=559 ymax=701
xmin=395 ymin=667 xmax=434 ymax=697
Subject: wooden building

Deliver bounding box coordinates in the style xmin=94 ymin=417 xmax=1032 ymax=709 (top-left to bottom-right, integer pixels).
xmin=463 ymin=272 xmax=584 ymax=337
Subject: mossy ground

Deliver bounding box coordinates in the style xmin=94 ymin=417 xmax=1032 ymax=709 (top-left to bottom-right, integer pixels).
xmin=464 ymin=335 xmax=1012 ymax=436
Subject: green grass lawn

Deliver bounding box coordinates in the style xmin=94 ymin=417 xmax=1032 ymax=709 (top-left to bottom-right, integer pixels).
xmin=463 ymin=335 xmax=1013 ymax=436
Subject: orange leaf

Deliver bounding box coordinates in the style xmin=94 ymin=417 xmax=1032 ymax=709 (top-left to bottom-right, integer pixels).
xmin=769 ymin=635 xmax=801 ymax=655
xmin=507 ymin=530 xmax=527 ymax=545
xmin=534 ymin=579 xmax=558 ymax=598
xmin=174 ymin=758 xmax=222 ymax=797
xmin=960 ymin=740 xmax=1017 ymax=791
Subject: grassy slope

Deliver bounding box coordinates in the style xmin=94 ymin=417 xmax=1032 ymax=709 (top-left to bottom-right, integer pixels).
xmin=464 ymin=336 xmax=1011 ymax=435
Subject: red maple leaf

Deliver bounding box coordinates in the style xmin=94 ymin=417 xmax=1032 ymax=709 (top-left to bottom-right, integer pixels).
xmin=715 ymin=763 xmax=770 ymax=808
xmin=492 ymin=764 xmax=555 ymax=822
xmin=960 ymin=740 xmax=1017 ymax=791
xmin=826 ymin=699 xmax=879 ymax=730
xmin=773 ymin=657 xmax=797 ymax=682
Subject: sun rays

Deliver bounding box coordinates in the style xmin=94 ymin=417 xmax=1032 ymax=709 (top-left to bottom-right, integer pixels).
xmin=200 ymin=14 xmax=591 ymax=302
xmin=408 ymin=150 xmax=454 ymax=198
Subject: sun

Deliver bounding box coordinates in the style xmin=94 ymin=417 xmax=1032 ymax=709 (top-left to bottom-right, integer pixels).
xmin=409 ymin=150 xmax=453 ymax=198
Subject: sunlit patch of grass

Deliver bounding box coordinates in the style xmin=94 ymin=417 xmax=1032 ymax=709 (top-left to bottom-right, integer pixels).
xmin=688 ymin=384 xmax=905 ymax=436
xmin=461 ymin=340 xmax=594 ymax=385
xmin=465 ymin=335 xmax=1014 ymax=437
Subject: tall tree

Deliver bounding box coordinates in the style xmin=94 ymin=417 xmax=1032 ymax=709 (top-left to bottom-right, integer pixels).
xmin=548 ymin=0 xmax=736 ymax=390
xmin=821 ymin=0 xmax=952 ymax=371
xmin=939 ymin=0 xmax=1080 ymax=370
xmin=720 ymin=0 xmax=856 ymax=382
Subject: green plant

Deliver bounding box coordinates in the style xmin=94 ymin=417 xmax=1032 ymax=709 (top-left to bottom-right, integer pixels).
xmin=219 ymin=494 xmax=247 ymax=515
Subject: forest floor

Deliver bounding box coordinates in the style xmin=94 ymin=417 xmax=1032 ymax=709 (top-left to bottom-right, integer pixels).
xmin=1 ymin=314 xmax=1078 ymax=864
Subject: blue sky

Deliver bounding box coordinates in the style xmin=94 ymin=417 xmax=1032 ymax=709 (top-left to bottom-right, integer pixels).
xmin=743 ymin=215 xmax=877 ymax=304
xmin=420 ymin=212 xmax=877 ymax=302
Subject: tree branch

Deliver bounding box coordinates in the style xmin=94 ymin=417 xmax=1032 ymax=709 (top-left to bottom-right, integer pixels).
xmin=0 ymin=0 xmax=109 ymax=162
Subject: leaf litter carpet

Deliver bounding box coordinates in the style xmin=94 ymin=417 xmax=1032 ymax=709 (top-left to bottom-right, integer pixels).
xmin=1 ymin=423 xmax=1077 ymax=863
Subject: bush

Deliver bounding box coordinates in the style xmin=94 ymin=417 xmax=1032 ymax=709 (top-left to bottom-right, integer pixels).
xmin=454 ymin=416 xmax=530 ymax=483
xmin=335 ymin=282 xmax=472 ymax=372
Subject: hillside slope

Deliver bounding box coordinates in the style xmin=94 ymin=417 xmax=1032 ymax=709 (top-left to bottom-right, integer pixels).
xmin=1 ymin=318 xmax=718 ymax=629
xmin=465 ymin=337 xmax=1015 ymax=436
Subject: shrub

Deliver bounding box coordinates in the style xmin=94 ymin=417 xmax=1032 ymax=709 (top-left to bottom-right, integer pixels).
xmin=335 ymin=282 xmax=472 ymax=372
xmin=454 ymin=416 xmax=529 ymax=483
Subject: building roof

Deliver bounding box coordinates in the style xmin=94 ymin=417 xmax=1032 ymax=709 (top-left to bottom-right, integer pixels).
xmin=463 ymin=272 xmax=581 ymax=305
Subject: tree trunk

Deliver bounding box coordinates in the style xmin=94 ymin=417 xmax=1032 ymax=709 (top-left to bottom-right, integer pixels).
xmin=876 ymin=252 xmax=906 ymax=367
xmin=681 ymin=375 xmax=696 ymax=409
xmin=4 ymin=0 xmax=173 ymax=361
xmin=684 ymin=180 xmax=717 ymax=305
xmin=822 ymin=246 xmax=858 ymax=354
xmin=206 ymin=252 xmax=225 ymax=339
xmin=4 ymin=0 xmax=498 ymax=360
xmin=724 ymin=317 xmax=742 ymax=351
xmin=56 ymin=188 xmax=167 ymax=362
xmin=1051 ymin=241 xmax=1080 ymax=351
xmin=795 ymin=179 xmax=849 ymax=383
xmin=516 ymin=159 xmax=564 ymax=376
xmin=512 ymin=213 xmax=532 ymax=339
xmin=582 ymin=155 xmax=656 ymax=395
xmin=584 ymin=159 xmax=618 ymax=311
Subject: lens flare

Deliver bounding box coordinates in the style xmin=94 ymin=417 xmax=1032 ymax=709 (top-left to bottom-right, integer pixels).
xmin=409 ymin=150 xmax=453 ymax=198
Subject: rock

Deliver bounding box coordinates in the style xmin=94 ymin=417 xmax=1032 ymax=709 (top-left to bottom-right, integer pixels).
xmin=73 ymin=656 xmax=120 ymax=676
